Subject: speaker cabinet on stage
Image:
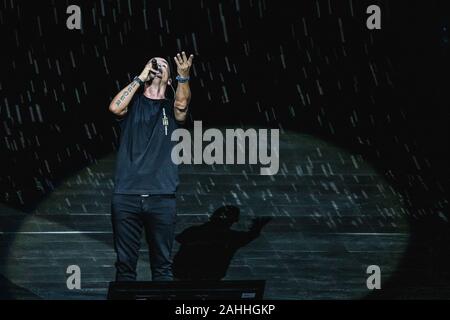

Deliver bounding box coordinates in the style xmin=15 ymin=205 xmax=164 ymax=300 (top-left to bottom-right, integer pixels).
xmin=107 ymin=280 xmax=266 ymax=300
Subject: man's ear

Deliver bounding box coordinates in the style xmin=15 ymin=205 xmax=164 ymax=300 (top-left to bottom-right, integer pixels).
xmin=168 ymin=78 xmax=172 ymax=86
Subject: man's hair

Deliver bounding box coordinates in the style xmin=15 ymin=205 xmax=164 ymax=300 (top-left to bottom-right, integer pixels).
xmin=164 ymin=56 xmax=176 ymax=100
xmin=164 ymin=56 xmax=173 ymax=76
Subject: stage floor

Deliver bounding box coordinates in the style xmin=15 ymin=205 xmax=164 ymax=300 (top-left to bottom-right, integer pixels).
xmin=0 ymin=131 xmax=446 ymax=299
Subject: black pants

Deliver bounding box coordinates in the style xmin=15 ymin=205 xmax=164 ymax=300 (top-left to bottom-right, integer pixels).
xmin=111 ymin=194 xmax=177 ymax=281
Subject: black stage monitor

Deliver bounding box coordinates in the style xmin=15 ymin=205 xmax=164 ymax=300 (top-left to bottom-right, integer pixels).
xmin=107 ymin=280 xmax=266 ymax=300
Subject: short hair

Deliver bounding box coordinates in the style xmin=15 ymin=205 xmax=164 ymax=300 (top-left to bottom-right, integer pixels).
xmin=163 ymin=57 xmax=172 ymax=76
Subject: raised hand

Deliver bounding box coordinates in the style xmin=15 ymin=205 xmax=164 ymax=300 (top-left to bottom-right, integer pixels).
xmin=174 ymin=52 xmax=194 ymax=78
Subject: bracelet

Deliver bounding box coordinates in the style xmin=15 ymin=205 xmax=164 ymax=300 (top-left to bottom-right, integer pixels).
xmin=176 ymin=75 xmax=190 ymax=83
xmin=133 ymin=76 xmax=145 ymax=86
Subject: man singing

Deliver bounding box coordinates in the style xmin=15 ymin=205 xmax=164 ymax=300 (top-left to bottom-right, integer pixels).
xmin=108 ymin=52 xmax=194 ymax=281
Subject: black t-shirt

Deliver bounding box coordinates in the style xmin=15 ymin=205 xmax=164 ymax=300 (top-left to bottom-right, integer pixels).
xmin=113 ymin=94 xmax=181 ymax=195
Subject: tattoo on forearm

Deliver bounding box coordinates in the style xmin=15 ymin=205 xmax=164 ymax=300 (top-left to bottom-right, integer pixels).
xmin=115 ymin=80 xmax=139 ymax=108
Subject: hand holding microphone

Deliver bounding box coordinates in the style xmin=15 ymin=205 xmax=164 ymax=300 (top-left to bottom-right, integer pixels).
xmin=138 ymin=59 xmax=161 ymax=83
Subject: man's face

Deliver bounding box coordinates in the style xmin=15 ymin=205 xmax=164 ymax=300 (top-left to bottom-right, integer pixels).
xmin=150 ymin=57 xmax=171 ymax=84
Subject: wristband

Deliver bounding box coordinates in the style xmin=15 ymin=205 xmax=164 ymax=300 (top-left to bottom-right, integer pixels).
xmin=134 ymin=76 xmax=145 ymax=86
xmin=176 ymin=75 xmax=190 ymax=83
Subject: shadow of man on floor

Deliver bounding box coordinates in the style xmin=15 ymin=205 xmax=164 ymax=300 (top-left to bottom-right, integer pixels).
xmin=173 ymin=205 xmax=272 ymax=281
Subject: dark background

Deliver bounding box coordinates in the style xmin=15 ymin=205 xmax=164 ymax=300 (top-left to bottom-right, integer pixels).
xmin=0 ymin=0 xmax=448 ymax=298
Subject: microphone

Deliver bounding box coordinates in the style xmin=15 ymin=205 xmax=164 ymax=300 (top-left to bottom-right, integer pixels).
xmin=151 ymin=59 xmax=158 ymax=71
xmin=150 ymin=59 xmax=162 ymax=79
